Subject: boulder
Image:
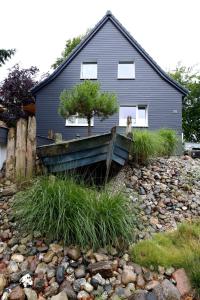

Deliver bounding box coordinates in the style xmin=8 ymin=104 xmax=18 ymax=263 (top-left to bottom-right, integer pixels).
xmin=24 ymin=288 xmax=37 ymax=300
xmin=172 ymin=268 xmax=191 ymax=296
xmin=161 ymin=279 xmax=181 ymax=300
xmin=88 ymin=261 xmax=113 ymax=278
xmin=11 ymin=254 xmax=24 ymax=263
xmin=121 ymin=269 xmax=137 ymax=285
xmin=67 ymin=247 xmax=81 ymax=260
xmin=9 ymin=286 xmax=25 ymax=300
xmin=51 ymin=291 xmax=68 ymax=300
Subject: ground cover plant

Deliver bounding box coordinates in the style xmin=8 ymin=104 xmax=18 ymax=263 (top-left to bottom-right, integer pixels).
xmin=131 ymin=221 xmax=200 ymax=297
xmin=131 ymin=128 xmax=178 ymax=164
xmin=13 ymin=176 xmax=137 ymax=249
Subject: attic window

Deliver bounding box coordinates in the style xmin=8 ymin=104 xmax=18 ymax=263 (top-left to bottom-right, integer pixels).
xmin=80 ymin=62 xmax=97 ymax=79
xmin=118 ymin=61 xmax=135 ymax=79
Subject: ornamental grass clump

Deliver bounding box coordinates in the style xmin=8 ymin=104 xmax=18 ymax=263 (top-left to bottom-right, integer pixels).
xmin=158 ymin=128 xmax=178 ymax=156
xmin=13 ymin=176 xmax=137 ymax=249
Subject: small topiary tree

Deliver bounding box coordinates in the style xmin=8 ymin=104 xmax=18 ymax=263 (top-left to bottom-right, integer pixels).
xmin=59 ymin=80 xmax=118 ymax=136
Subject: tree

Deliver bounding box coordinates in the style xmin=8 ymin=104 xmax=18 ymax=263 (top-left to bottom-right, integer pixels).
xmin=169 ymin=63 xmax=200 ymax=142
xmin=59 ymin=80 xmax=118 ymax=136
xmin=52 ymin=36 xmax=83 ymax=69
xmin=0 ymin=64 xmax=39 ymax=127
xmin=0 ymin=49 xmax=15 ymax=67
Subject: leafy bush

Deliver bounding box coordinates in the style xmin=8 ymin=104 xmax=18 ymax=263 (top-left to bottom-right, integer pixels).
xmin=13 ymin=176 xmax=137 ymax=248
xmin=131 ymin=221 xmax=200 ymax=297
xmin=131 ymin=130 xmax=164 ymax=164
xmin=158 ymin=128 xmax=177 ymax=156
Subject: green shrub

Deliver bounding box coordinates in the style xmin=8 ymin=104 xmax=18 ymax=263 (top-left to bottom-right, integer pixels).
xmin=158 ymin=128 xmax=177 ymax=156
xmin=131 ymin=130 xmax=164 ymax=164
xmin=13 ymin=176 xmax=137 ymax=248
xmin=131 ymin=221 xmax=200 ymax=297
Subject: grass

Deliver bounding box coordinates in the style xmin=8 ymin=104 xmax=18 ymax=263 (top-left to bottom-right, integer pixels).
xmin=13 ymin=175 xmax=138 ymax=249
xmin=131 ymin=221 xmax=200 ymax=297
xmin=131 ymin=128 xmax=178 ymax=164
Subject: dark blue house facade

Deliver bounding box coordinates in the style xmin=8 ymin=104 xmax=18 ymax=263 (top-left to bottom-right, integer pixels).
xmin=32 ymin=11 xmax=187 ymax=141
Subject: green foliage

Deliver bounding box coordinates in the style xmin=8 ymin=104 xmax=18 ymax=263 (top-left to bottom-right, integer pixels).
xmin=131 ymin=221 xmax=200 ymax=297
xmin=13 ymin=176 xmax=136 ymax=249
xmin=0 ymin=49 xmax=15 ymax=67
xmin=131 ymin=130 xmax=163 ymax=164
xmin=52 ymin=34 xmax=86 ymax=69
xmin=59 ymin=80 xmax=118 ymax=135
xmin=131 ymin=129 xmax=178 ymax=164
xmin=158 ymin=129 xmax=177 ymax=156
xmin=169 ymin=63 xmax=200 ymax=142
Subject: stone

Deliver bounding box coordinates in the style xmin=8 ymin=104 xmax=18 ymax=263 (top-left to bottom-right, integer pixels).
xmin=77 ymin=291 xmax=90 ymax=299
xmin=43 ymin=251 xmax=55 ymax=263
xmin=2 ymin=292 xmax=9 ymax=300
xmin=145 ymin=280 xmax=160 ymax=291
xmin=0 ymin=274 xmax=7 ymax=293
xmin=146 ymin=291 xmax=157 ymax=300
xmin=161 ymin=279 xmax=181 ymax=300
xmin=121 ymin=269 xmax=137 ymax=285
xmin=172 ymin=268 xmax=191 ymax=296
xmin=0 ymin=242 xmax=7 ymax=254
xmin=94 ymin=253 xmax=109 ymax=262
xmin=8 ymin=261 xmax=19 ymax=273
xmin=51 ymin=291 xmax=68 ymax=300
xmin=128 ymin=290 xmax=147 ymax=300
xmin=75 ymin=265 xmax=86 ymax=278
xmin=165 ymin=267 xmax=175 ymax=276
xmin=88 ymin=261 xmax=113 ymax=278
xmin=10 ymin=272 xmax=22 ymax=283
xmin=136 ymin=274 xmax=145 ymax=288
xmin=67 ymin=247 xmax=81 ymax=260
xmin=19 ymin=274 xmax=33 ymax=288
xmin=24 ymin=288 xmax=37 ymax=300
xmin=11 ymin=254 xmax=24 ymax=263
xmin=73 ymin=278 xmax=86 ymax=292
xmin=56 ymin=266 xmax=65 ymax=284
xmin=35 ymin=262 xmax=48 ymax=274
xmin=44 ymin=282 xmax=59 ymax=297
xmin=50 ymin=243 xmax=63 ymax=253
xmin=47 ymin=268 xmax=56 ymax=279
xmin=83 ymin=282 xmax=94 ymax=293
xmin=152 ymin=283 xmax=165 ymax=300
xmin=9 ymin=286 xmax=25 ymax=300
xmin=34 ymin=277 xmax=45 ymax=292
xmin=143 ymin=271 xmax=153 ymax=282
xmin=60 ymin=280 xmax=76 ymax=300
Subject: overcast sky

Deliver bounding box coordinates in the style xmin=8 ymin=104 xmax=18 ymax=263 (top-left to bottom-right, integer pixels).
xmin=1 ymin=0 xmax=200 ymax=81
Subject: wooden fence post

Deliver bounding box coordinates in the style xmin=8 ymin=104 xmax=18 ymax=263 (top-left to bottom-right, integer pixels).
xmin=26 ymin=116 xmax=36 ymax=177
xmin=15 ymin=118 xmax=27 ymax=178
xmin=5 ymin=127 xmax=16 ymax=179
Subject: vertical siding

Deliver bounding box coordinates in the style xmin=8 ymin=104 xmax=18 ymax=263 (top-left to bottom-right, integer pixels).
xmin=36 ymin=19 xmax=182 ymax=140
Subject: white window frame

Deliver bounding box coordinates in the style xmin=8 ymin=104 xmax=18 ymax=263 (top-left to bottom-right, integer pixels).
xmin=65 ymin=114 xmax=94 ymax=127
xmin=119 ymin=105 xmax=148 ymax=127
xmin=80 ymin=62 xmax=97 ymax=79
xmin=118 ymin=61 xmax=135 ymax=79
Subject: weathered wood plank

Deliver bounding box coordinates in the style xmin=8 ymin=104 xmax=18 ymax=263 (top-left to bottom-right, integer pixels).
xmin=26 ymin=116 xmax=36 ymax=177
xmin=37 ymin=133 xmax=111 ymax=157
xmin=48 ymin=153 xmax=107 ymax=172
xmin=113 ymin=145 xmax=129 ymax=160
xmin=15 ymin=118 xmax=27 ymax=178
xmin=43 ymin=145 xmax=108 ymax=166
xmin=5 ymin=128 xmax=15 ymax=179
xmin=112 ymin=153 xmax=125 ymax=165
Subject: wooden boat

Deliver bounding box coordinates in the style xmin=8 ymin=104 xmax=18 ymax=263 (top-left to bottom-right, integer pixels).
xmin=37 ymin=128 xmax=131 ymax=180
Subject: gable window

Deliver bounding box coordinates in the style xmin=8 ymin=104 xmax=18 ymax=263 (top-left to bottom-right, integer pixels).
xmin=119 ymin=106 xmax=148 ymax=127
xmin=118 ymin=61 xmax=135 ymax=79
xmin=80 ymin=62 xmax=97 ymax=79
xmin=66 ymin=114 xmax=94 ymax=127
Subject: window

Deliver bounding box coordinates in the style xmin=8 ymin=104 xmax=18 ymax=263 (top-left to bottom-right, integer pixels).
xmin=80 ymin=62 xmax=97 ymax=79
xmin=119 ymin=106 xmax=148 ymax=127
xmin=66 ymin=114 xmax=94 ymax=127
xmin=118 ymin=62 xmax=135 ymax=79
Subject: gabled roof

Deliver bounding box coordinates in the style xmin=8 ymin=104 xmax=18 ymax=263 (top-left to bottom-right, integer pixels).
xmin=31 ymin=11 xmax=188 ymax=95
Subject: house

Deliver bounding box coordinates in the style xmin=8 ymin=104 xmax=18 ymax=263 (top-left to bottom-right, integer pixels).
xmin=31 ymin=11 xmax=188 ymax=142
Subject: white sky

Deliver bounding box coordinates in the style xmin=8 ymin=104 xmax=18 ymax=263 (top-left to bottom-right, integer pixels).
xmin=1 ymin=0 xmax=200 ymax=81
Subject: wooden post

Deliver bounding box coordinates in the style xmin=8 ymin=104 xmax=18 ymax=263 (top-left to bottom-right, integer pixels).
xmin=105 ymin=127 xmax=116 ymax=184
xmin=26 ymin=116 xmax=36 ymax=177
xmin=5 ymin=127 xmax=16 ymax=179
xmin=15 ymin=118 xmax=27 ymax=178
xmin=126 ymin=116 xmax=132 ymax=137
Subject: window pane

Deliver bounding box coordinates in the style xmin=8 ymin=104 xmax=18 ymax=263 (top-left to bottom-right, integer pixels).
xmin=119 ymin=106 xmax=136 ymax=126
xmin=118 ymin=62 xmax=135 ymax=79
xmin=138 ymin=106 xmax=147 ymax=126
xmin=81 ymin=63 xmax=97 ymax=79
